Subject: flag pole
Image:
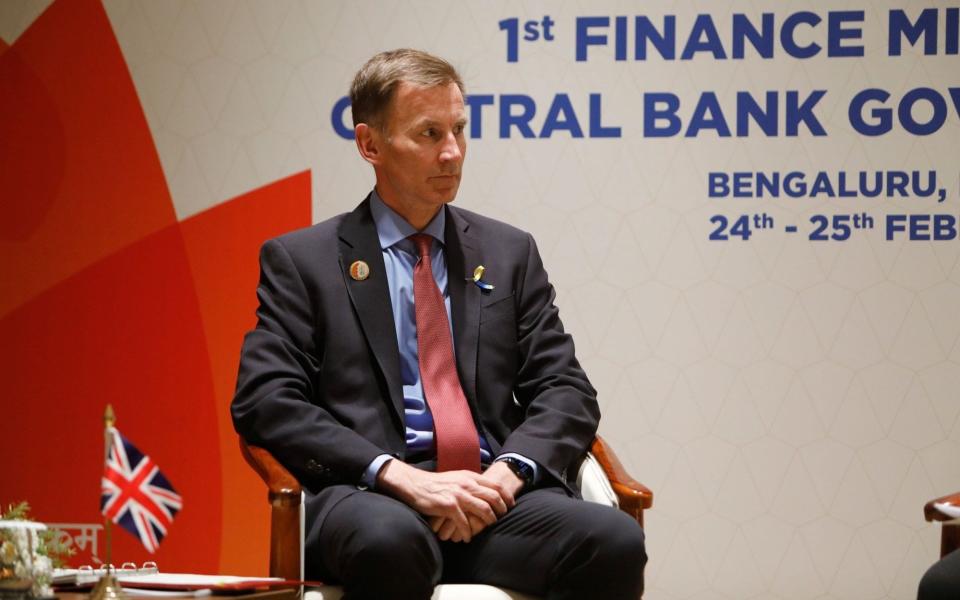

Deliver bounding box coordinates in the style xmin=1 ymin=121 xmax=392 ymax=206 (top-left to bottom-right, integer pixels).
xmin=103 ymin=404 xmax=114 ymax=567
xmin=91 ymin=404 xmax=126 ymax=600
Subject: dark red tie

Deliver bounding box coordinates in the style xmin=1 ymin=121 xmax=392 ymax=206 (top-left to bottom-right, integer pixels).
xmin=410 ymin=234 xmax=481 ymax=473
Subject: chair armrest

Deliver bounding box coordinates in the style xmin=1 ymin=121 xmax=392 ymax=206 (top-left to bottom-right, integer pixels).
xmin=924 ymin=491 xmax=960 ymax=523
xmin=239 ymin=438 xmax=302 ymax=580
xmin=589 ymin=435 xmax=653 ymax=526
xmin=239 ymin=439 xmax=302 ymax=500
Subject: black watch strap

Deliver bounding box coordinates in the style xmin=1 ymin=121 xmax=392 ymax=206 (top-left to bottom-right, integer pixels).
xmin=499 ymin=456 xmax=535 ymax=489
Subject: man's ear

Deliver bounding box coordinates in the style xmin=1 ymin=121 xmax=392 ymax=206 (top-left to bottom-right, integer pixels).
xmin=354 ymin=123 xmax=381 ymax=166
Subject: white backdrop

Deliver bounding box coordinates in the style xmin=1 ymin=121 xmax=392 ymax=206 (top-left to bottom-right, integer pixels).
xmin=6 ymin=1 xmax=957 ymax=597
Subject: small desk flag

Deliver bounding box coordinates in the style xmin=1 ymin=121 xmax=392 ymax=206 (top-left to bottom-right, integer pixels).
xmin=100 ymin=427 xmax=182 ymax=553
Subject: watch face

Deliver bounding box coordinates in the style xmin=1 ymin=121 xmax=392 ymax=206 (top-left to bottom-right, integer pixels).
xmin=505 ymin=458 xmax=532 ymax=484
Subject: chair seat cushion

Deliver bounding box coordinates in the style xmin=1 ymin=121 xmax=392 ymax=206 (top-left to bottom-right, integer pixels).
xmin=305 ymin=584 xmax=537 ymax=599
xmin=576 ymin=452 xmax=619 ymax=507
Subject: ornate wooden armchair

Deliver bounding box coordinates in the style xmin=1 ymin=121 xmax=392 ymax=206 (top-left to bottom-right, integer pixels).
xmin=240 ymin=435 xmax=653 ymax=598
xmin=924 ymin=490 xmax=960 ymax=558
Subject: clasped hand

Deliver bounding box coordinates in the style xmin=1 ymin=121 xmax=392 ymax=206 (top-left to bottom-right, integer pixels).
xmin=376 ymin=460 xmax=524 ymax=543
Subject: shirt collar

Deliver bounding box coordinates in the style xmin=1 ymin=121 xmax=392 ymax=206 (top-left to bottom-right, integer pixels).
xmin=370 ymin=189 xmax=446 ymax=250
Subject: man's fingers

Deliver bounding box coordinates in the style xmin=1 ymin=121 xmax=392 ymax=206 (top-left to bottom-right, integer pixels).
xmin=439 ymin=514 xmax=487 ymax=542
xmin=441 ymin=510 xmax=473 ymax=543
xmin=472 ymin=475 xmax=515 ymax=508
xmin=460 ymin=492 xmax=498 ymax=526
xmin=437 ymin=518 xmax=457 ymax=541
xmin=438 ymin=473 xmax=509 ymax=517
xmin=450 ymin=504 xmax=472 ymax=536
xmin=469 ymin=483 xmax=510 ymax=516
xmin=387 ymin=468 xmax=516 ymax=527
xmin=445 ymin=472 xmax=510 ymax=514
xmin=467 ymin=514 xmax=487 ymax=536
xmin=455 ymin=518 xmax=473 ymax=543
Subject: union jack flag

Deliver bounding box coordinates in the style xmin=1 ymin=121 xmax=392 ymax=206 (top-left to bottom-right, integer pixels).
xmin=100 ymin=427 xmax=182 ymax=553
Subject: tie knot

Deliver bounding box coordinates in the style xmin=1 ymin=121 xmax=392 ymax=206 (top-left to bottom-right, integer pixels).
xmin=410 ymin=234 xmax=433 ymax=259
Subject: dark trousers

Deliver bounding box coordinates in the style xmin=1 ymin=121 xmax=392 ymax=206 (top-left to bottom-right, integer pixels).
xmin=918 ymin=548 xmax=960 ymax=600
xmin=306 ymin=486 xmax=647 ymax=600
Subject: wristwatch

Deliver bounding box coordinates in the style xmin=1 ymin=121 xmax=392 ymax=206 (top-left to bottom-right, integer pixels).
xmin=498 ymin=456 xmax=535 ymax=490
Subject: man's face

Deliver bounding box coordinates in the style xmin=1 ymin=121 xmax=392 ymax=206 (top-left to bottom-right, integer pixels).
xmin=373 ymin=81 xmax=467 ymax=224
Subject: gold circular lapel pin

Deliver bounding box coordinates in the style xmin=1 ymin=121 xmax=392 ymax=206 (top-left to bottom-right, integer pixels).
xmin=349 ymin=260 xmax=370 ymax=281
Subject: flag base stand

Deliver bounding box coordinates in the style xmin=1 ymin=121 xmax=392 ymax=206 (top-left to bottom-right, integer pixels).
xmin=90 ymin=573 xmax=127 ymax=600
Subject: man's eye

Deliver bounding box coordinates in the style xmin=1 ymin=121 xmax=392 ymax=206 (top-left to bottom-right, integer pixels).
xmin=421 ymin=128 xmax=436 ymax=137
xmin=453 ymin=124 xmax=465 ymax=135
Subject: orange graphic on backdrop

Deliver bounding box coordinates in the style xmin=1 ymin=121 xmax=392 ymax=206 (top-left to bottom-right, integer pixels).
xmin=0 ymin=0 xmax=311 ymax=574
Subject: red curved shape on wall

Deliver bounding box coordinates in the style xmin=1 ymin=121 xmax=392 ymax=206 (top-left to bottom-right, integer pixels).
xmin=181 ymin=172 xmax=312 ymax=574
xmin=0 ymin=36 xmax=66 ymax=242
xmin=0 ymin=0 xmax=175 ymax=318
xmin=0 ymin=0 xmax=311 ymax=575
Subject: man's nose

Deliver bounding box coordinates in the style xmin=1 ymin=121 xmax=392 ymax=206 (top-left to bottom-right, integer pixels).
xmin=438 ymin=132 xmax=463 ymax=163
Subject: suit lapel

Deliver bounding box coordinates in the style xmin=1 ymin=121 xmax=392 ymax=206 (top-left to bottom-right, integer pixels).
xmin=337 ymin=197 xmax=405 ymax=426
xmin=445 ymin=207 xmax=482 ymax=411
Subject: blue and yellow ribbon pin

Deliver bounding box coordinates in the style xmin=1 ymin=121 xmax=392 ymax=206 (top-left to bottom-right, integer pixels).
xmin=470 ymin=265 xmax=495 ymax=291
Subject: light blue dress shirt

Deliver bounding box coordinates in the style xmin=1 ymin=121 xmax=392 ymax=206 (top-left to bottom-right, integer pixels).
xmin=360 ymin=191 xmax=538 ymax=489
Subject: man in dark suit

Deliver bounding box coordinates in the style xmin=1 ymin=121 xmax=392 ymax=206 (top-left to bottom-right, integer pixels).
xmin=232 ymin=49 xmax=646 ymax=600
xmin=918 ymin=548 xmax=960 ymax=599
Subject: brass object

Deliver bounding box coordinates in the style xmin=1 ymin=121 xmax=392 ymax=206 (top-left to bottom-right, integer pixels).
xmin=89 ymin=572 xmax=127 ymax=600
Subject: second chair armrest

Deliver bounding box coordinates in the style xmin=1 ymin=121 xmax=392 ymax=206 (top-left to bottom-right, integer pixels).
xmin=590 ymin=435 xmax=653 ymax=525
xmin=925 ymin=490 xmax=960 ymax=523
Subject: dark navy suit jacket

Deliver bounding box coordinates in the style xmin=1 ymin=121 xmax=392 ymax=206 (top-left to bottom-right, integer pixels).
xmin=232 ymin=196 xmax=599 ymax=531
